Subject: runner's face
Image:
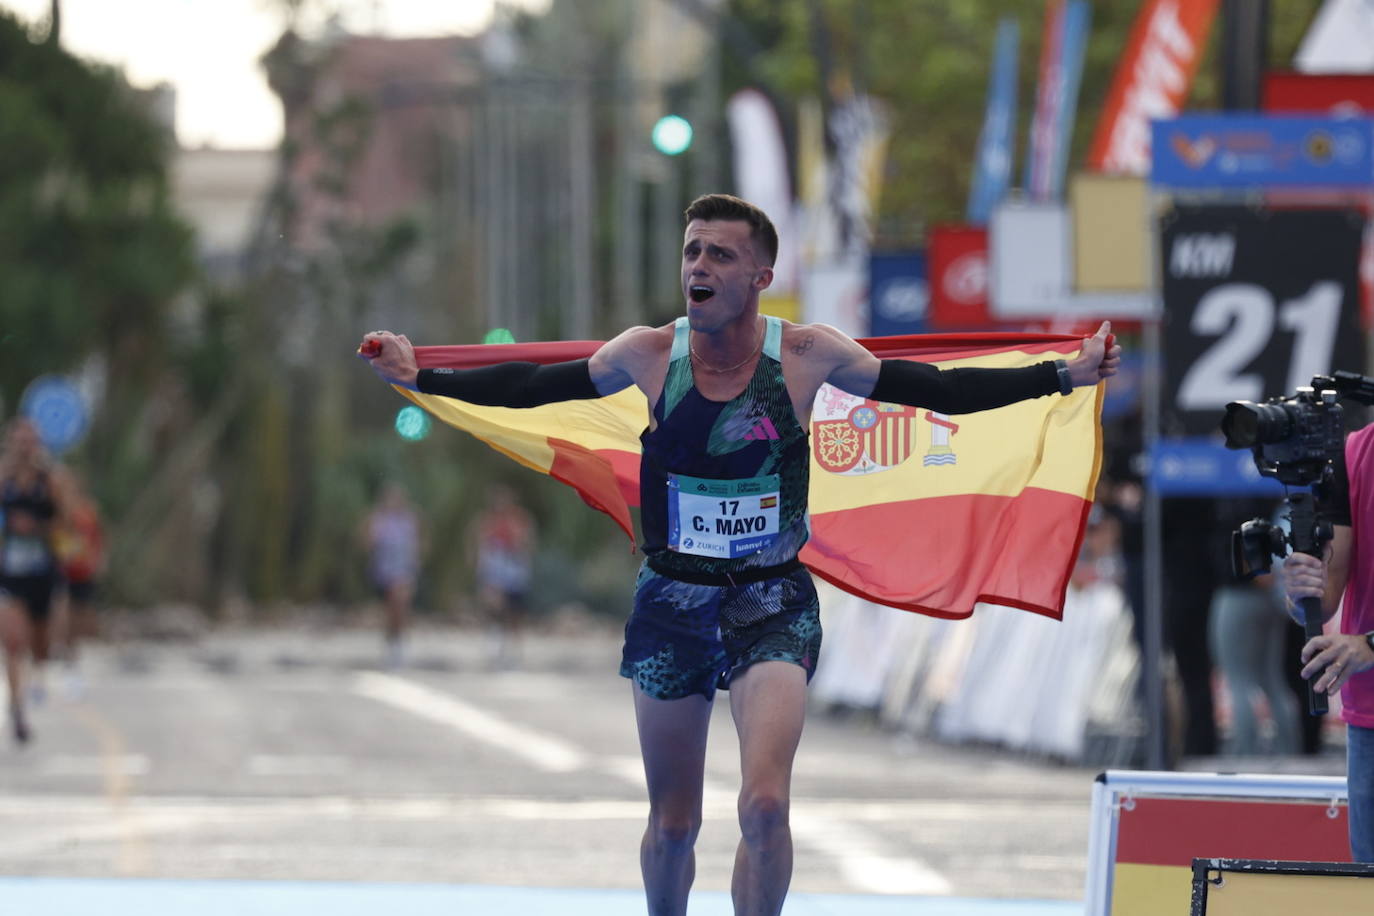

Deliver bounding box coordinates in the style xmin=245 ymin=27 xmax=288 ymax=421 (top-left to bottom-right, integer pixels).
xmin=681 ymin=219 xmax=772 ymax=332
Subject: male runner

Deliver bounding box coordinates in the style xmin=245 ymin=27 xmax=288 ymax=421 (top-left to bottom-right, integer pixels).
xmin=360 ymin=193 xmax=1120 ymax=915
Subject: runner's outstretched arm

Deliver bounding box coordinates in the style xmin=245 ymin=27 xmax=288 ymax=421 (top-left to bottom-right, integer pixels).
xmin=820 ymin=321 xmax=1120 ymax=414
xmin=358 ymin=328 xmax=651 ymax=405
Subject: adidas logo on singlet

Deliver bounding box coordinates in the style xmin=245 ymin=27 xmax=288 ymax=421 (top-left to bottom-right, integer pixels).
xmin=742 ymin=417 xmax=780 ymax=441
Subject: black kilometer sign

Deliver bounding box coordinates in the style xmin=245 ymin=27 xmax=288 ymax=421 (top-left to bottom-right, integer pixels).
xmin=1160 ymin=206 xmax=1366 ymax=437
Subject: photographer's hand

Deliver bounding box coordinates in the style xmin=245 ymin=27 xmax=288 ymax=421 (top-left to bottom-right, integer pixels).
xmin=1065 ymin=321 xmax=1122 ymax=388
xmin=1283 ymin=551 xmax=1328 ymax=624
xmin=1302 ymin=632 xmax=1374 ymax=695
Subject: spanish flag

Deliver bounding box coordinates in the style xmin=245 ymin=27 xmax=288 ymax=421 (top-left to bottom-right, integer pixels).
xmin=398 ymin=331 xmax=1102 ymax=620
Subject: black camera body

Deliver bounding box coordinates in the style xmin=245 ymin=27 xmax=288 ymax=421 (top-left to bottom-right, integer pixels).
xmin=1220 ymin=377 xmax=1346 ymax=488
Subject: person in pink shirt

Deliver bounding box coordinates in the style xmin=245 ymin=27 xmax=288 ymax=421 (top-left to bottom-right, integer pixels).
xmin=1284 ymin=423 xmax=1374 ymax=862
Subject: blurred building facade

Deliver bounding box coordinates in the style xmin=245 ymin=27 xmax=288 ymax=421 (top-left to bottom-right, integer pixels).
xmin=172 ymin=147 xmax=276 ymax=279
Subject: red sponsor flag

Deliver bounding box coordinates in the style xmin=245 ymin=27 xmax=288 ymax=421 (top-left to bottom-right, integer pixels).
xmin=928 ymin=225 xmax=992 ymax=329
xmin=1087 ymin=0 xmax=1220 ymax=175
xmin=399 ymin=331 xmax=1102 ymax=620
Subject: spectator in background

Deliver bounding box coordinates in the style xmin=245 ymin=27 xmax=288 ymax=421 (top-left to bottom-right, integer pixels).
xmin=1208 ymin=572 xmax=1299 ymax=757
xmin=0 ymin=417 xmax=71 ymax=743
xmin=1162 ymin=496 xmax=1221 ymax=758
xmin=52 ymin=469 xmax=105 ymax=693
xmin=362 ymin=483 xmax=423 ymax=669
xmin=471 ymin=484 xmax=536 ymax=668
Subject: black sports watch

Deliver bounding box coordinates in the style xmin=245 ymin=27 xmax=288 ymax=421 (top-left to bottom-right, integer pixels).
xmin=1054 ymin=359 xmax=1073 ymax=396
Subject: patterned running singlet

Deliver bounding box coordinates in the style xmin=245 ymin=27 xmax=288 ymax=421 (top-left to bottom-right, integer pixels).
xmin=639 ymin=315 xmax=809 ymax=578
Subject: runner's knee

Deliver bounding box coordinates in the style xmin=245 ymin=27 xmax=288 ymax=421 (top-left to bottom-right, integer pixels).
xmin=737 ymin=790 xmax=789 ymax=845
xmin=646 ymin=807 xmax=701 ymax=851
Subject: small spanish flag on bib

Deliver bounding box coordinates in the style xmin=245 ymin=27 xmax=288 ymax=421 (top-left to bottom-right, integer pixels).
xmin=396 ymin=330 xmax=1102 ymax=620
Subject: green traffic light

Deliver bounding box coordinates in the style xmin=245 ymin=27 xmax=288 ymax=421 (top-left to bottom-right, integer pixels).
xmin=483 ymin=327 xmax=516 ymax=344
xmin=395 ymin=405 xmax=431 ymax=441
xmin=652 ymin=115 xmax=693 ymax=156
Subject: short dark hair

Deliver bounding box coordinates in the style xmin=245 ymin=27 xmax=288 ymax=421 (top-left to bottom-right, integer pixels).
xmin=683 ymin=194 xmax=778 ymax=266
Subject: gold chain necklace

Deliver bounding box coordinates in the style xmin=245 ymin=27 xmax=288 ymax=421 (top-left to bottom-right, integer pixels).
xmin=690 ymin=324 xmax=763 ymax=374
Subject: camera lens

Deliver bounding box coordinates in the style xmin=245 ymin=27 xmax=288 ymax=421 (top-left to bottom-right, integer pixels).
xmin=1221 ymin=401 xmax=1293 ymax=448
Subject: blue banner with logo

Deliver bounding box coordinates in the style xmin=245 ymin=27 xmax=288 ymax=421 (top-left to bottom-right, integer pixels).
xmin=1150 ymin=438 xmax=1286 ymax=497
xmin=1151 ymin=114 xmax=1374 ymax=188
xmin=967 ymin=19 xmax=1019 ymax=224
xmin=868 ymin=251 xmax=928 ymax=337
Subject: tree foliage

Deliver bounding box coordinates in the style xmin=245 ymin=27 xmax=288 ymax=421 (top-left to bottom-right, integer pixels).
xmin=0 ymin=11 xmax=194 ymax=408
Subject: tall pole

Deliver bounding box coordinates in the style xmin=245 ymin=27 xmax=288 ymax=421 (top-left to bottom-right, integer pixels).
xmin=569 ymin=78 xmax=596 ymax=340
xmin=1220 ymin=0 xmax=1269 ymax=111
xmin=1143 ymin=313 xmax=1167 ymax=770
xmin=691 ymin=13 xmax=721 ymax=195
xmin=614 ymin=90 xmax=644 ymax=330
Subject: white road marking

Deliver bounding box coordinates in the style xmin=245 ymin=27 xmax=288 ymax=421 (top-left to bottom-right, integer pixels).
xmin=352 ymin=673 xmax=954 ymax=896
xmin=246 ymin=755 xmax=350 ymax=776
xmin=0 ymin=792 xmax=1075 ymax=890
xmin=792 ymin=813 xmax=952 ymax=895
xmin=40 ymin=754 xmax=150 ymax=777
xmin=351 ymin=672 xmax=589 ymax=773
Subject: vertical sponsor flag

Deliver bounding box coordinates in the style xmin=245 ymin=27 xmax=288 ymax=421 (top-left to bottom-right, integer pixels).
xmin=1049 ymin=2 xmax=1091 ymax=196
xmin=728 ymin=89 xmax=799 ymax=295
xmin=967 ymin=19 xmax=1020 ymax=224
xmin=393 ymin=333 xmax=1102 ymax=619
xmin=1087 ymin=0 xmax=1220 ymax=175
xmin=1024 ymin=1 xmax=1091 ymax=201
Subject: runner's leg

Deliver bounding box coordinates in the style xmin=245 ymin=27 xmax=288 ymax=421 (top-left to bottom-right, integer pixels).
xmin=633 ymin=681 xmax=712 ymax=916
xmin=0 ymin=596 xmax=33 ymax=742
xmin=728 ymin=660 xmax=807 ymax=916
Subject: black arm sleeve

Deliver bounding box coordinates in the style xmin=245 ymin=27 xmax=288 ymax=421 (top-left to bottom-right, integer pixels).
xmin=867 ymin=358 xmax=1061 ymax=414
xmin=416 ymin=358 xmax=600 ymax=408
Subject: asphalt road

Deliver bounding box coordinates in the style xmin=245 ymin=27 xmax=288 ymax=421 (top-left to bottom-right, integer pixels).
xmin=0 ymin=624 xmax=1102 ymax=901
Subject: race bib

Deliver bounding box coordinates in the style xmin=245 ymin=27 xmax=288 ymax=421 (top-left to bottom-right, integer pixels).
xmin=1 ymin=536 xmax=49 ymax=576
xmin=667 ymin=474 xmax=780 ymax=559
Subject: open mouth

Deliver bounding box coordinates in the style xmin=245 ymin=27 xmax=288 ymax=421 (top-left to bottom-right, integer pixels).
xmin=689 ymin=285 xmax=715 ymax=303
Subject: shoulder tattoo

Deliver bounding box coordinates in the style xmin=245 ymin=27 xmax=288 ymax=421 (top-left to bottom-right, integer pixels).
xmin=791 ymin=336 xmax=814 ymax=356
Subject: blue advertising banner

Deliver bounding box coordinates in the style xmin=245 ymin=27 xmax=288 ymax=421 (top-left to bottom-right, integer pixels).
xmin=1150 ymin=438 xmax=1285 ymax=497
xmin=867 ymin=251 xmax=928 ymax=337
xmin=1151 ymin=114 xmax=1374 ymax=188
xmin=967 ymin=19 xmax=1019 ymax=224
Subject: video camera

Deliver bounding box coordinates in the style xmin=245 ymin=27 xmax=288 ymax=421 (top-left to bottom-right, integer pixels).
xmin=1220 ymin=370 xmax=1374 ymax=714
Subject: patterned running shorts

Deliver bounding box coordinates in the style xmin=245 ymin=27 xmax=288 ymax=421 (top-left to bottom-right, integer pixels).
xmin=619 ymin=562 xmax=822 ymax=701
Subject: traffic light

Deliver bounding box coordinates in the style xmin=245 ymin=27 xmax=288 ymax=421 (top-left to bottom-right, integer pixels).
xmin=651 ymin=114 xmax=693 ymax=156
xmin=482 ymin=327 xmax=516 ymax=344
xmin=394 ymin=405 xmax=431 ymax=442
